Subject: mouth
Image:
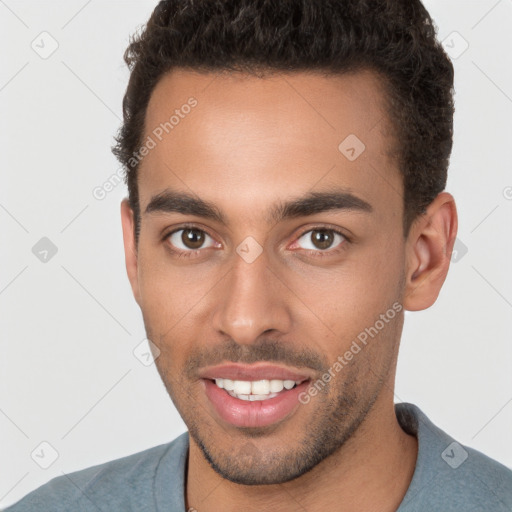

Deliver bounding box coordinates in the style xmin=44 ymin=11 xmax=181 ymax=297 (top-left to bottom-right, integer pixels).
xmin=212 ymin=377 xmax=306 ymax=401
xmin=198 ymin=363 xmax=313 ymax=428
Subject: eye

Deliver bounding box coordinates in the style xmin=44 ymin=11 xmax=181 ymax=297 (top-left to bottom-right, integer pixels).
xmin=294 ymin=228 xmax=347 ymax=254
xmin=166 ymin=227 xmax=218 ymax=253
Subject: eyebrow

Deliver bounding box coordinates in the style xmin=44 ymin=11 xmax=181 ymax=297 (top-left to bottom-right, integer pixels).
xmin=144 ymin=188 xmax=373 ymax=225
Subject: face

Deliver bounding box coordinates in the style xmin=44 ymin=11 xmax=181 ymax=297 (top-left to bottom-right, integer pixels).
xmin=123 ymin=68 xmax=410 ymax=485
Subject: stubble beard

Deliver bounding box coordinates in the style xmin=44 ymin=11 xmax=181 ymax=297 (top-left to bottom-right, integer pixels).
xmin=171 ymin=360 xmax=385 ymax=486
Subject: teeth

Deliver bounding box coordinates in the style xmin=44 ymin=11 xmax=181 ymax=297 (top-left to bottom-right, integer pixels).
xmin=249 ymin=394 xmax=272 ymax=401
xmin=233 ymin=380 xmax=251 ymax=395
xmin=226 ymin=390 xmax=280 ymax=401
xmin=283 ymin=380 xmax=296 ymax=390
xmin=251 ymin=380 xmax=270 ymax=395
xmin=223 ymin=379 xmax=235 ymax=391
xmin=269 ymin=379 xmax=284 ymax=392
xmin=214 ymin=378 xmax=303 ymax=399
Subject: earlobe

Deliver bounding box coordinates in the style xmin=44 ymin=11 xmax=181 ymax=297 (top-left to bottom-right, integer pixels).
xmin=403 ymin=192 xmax=458 ymax=311
xmin=120 ymin=199 xmax=141 ymax=306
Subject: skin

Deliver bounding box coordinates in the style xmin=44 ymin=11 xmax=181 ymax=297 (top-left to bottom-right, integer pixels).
xmin=120 ymin=68 xmax=458 ymax=512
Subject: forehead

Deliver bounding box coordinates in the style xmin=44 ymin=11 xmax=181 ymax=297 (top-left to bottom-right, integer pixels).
xmin=138 ymin=68 xmax=401 ymax=223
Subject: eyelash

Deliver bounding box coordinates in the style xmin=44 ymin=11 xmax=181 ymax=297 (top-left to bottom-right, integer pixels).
xmin=162 ymin=223 xmax=351 ymax=260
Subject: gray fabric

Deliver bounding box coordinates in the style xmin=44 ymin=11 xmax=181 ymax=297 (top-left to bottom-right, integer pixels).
xmin=4 ymin=403 xmax=512 ymax=511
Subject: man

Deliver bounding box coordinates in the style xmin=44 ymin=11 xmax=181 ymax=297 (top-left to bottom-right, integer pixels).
xmin=6 ymin=0 xmax=512 ymax=511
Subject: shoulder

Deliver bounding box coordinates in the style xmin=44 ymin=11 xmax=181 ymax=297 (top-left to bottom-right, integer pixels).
xmin=434 ymin=442 xmax=512 ymax=511
xmin=416 ymin=444 xmax=512 ymax=512
xmin=3 ymin=433 xmax=188 ymax=512
xmin=397 ymin=403 xmax=512 ymax=511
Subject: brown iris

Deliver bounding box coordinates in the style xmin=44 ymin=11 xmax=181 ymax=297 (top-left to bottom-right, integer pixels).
xmin=310 ymin=230 xmax=335 ymax=250
xmin=181 ymin=228 xmax=205 ymax=249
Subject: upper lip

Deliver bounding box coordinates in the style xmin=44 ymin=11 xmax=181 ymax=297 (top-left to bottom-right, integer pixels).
xmin=198 ymin=363 xmax=313 ymax=383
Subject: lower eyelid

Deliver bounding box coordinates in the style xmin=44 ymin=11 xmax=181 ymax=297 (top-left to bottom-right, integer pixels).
xmin=291 ymin=228 xmax=347 ymax=250
xmin=169 ymin=229 xmax=218 ymax=249
xmin=165 ymin=226 xmax=348 ymax=254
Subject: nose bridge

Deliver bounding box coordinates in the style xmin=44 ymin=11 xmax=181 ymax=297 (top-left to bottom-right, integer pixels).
xmin=212 ymin=244 xmax=291 ymax=344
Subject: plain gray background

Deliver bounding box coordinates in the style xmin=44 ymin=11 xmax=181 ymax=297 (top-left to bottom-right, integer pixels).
xmin=1 ymin=0 xmax=511 ymax=507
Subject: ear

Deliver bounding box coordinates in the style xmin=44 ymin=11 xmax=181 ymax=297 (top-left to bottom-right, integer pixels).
xmin=403 ymin=192 xmax=458 ymax=311
xmin=120 ymin=199 xmax=141 ymax=306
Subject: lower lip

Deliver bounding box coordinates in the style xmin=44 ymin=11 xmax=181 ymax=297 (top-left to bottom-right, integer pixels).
xmin=203 ymin=379 xmax=310 ymax=428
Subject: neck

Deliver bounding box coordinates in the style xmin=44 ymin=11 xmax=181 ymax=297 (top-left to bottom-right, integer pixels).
xmin=186 ymin=394 xmax=418 ymax=512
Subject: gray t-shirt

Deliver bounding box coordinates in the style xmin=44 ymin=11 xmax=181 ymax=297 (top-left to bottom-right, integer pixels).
xmin=4 ymin=403 xmax=512 ymax=511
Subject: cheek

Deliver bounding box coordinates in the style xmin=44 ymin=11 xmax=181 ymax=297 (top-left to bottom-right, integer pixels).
xmin=136 ymin=228 xmax=405 ymax=355
xmin=344 ymin=233 xmax=405 ymax=308
xmin=137 ymin=248 xmax=213 ymax=324
xmin=136 ymin=251 xmax=222 ymax=380
xmin=284 ymin=240 xmax=404 ymax=349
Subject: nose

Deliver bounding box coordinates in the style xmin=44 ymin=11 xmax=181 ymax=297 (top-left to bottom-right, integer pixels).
xmin=211 ymin=245 xmax=293 ymax=345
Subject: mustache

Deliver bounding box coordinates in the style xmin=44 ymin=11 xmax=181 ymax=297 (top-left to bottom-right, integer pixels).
xmin=183 ymin=337 xmax=328 ymax=379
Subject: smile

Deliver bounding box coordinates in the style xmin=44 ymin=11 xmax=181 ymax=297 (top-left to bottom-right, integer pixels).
xmin=198 ymin=363 xmax=314 ymax=427
xmin=214 ymin=378 xmax=302 ymax=401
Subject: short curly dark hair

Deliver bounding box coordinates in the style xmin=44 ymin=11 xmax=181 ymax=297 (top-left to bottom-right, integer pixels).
xmin=111 ymin=0 xmax=454 ymax=241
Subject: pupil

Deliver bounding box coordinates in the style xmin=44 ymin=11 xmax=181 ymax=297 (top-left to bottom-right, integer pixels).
xmin=183 ymin=229 xmax=204 ymax=249
xmin=313 ymin=230 xmax=333 ymax=250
